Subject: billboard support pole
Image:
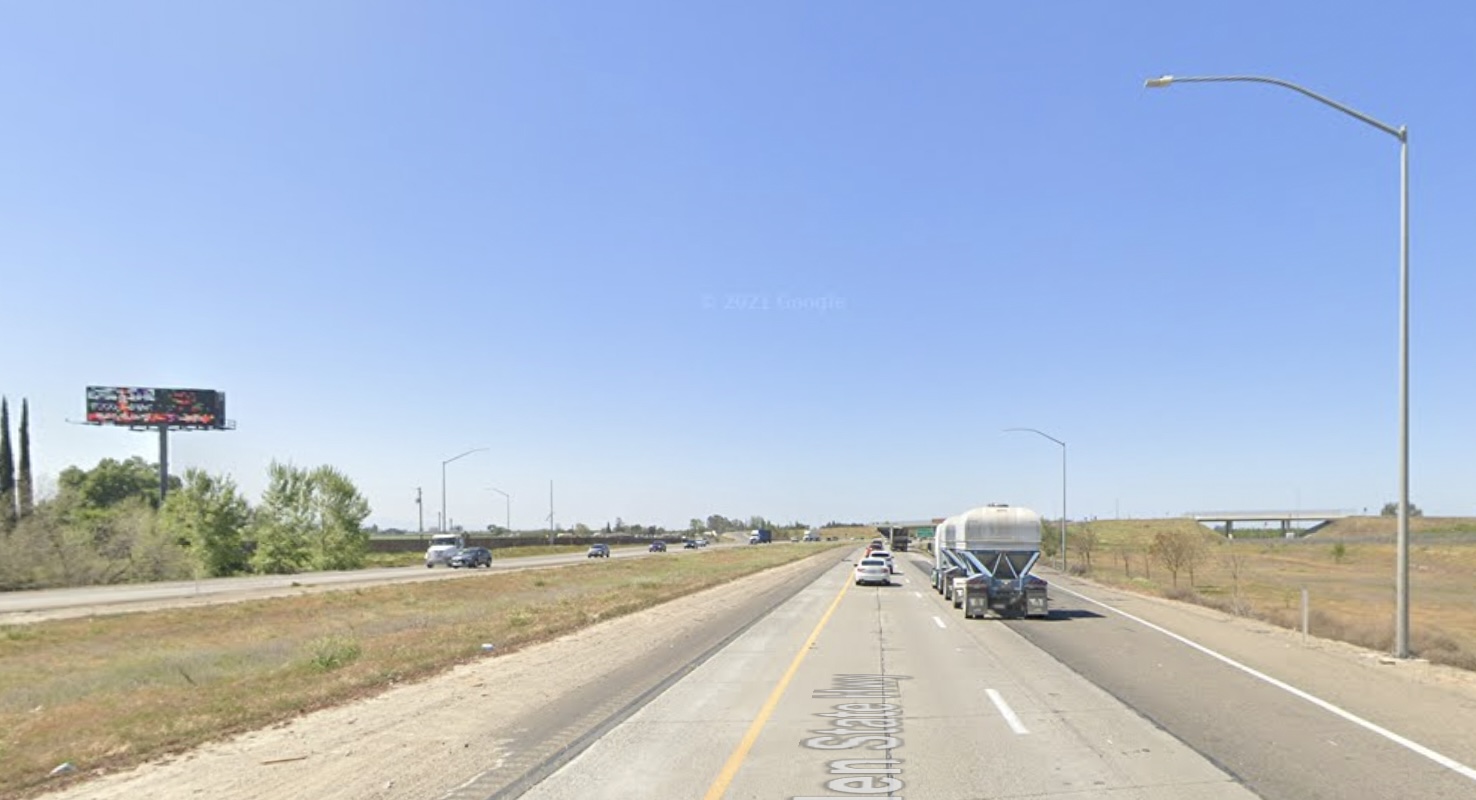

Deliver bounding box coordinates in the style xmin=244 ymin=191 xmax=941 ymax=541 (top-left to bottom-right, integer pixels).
xmin=158 ymin=427 xmax=170 ymax=503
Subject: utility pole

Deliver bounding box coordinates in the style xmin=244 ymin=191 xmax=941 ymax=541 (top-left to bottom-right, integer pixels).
xmin=416 ymin=487 xmax=423 ymax=534
xmin=548 ymin=480 xmax=555 ymax=546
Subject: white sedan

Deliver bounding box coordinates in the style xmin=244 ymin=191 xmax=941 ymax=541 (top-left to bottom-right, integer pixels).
xmin=854 ymin=558 xmax=892 ymax=586
xmin=868 ymin=549 xmax=897 ymax=574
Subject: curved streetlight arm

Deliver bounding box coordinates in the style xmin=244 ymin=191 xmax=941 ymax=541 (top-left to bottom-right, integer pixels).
xmin=1004 ymin=427 xmax=1064 ymax=448
xmin=1145 ymin=75 xmax=1404 ymax=141
xmin=1144 ymin=71 xmax=1413 ymax=659
xmin=440 ymin=447 xmax=489 ymax=534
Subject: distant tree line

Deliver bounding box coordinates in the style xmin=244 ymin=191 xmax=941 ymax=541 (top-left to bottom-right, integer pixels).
xmin=1380 ymin=501 xmax=1423 ymax=517
xmin=0 ymin=395 xmax=372 ymax=590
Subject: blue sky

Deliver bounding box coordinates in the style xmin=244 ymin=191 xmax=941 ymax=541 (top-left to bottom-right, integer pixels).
xmin=3 ymin=2 xmax=1474 ymax=531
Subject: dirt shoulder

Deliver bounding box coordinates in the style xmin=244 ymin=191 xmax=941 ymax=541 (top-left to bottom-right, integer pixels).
xmin=31 ymin=552 xmax=839 ymax=800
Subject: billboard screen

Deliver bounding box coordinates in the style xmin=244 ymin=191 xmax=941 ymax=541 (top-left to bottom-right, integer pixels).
xmin=85 ymin=387 xmax=227 ymax=428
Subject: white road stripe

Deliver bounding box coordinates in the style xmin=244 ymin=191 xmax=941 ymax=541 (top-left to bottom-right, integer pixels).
xmin=986 ymin=688 xmax=1030 ymax=734
xmin=913 ymin=592 xmax=923 ymax=599
xmin=932 ymin=615 xmax=946 ymax=629
xmin=1055 ymin=583 xmax=1476 ymax=784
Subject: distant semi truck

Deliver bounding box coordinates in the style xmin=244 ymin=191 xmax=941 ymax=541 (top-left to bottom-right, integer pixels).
xmin=933 ymin=505 xmax=1048 ymax=618
xmin=425 ymin=533 xmax=466 ymax=567
xmin=880 ymin=526 xmax=911 ymax=552
xmin=748 ymin=529 xmax=773 ymax=544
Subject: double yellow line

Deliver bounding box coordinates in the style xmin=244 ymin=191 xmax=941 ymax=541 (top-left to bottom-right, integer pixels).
xmin=702 ymin=572 xmax=853 ymax=799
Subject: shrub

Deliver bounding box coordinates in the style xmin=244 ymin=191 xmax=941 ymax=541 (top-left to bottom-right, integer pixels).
xmin=306 ymin=636 xmax=362 ymax=672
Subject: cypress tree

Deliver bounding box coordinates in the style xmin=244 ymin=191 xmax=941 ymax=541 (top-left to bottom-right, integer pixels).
xmin=0 ymin=397 xmax=14 ymax=532
xmin=18 ymin=398 xmax=32 ymax=518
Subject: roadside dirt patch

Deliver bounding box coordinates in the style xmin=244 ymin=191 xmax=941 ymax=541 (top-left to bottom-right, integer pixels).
xmin=28 ymin=553 xmax=838 ymax=800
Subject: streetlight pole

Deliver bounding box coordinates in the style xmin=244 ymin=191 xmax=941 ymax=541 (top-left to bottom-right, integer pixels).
xmin=440 ymin=448 xmax=489 ymax=536
xmin=1145 ymin=74 xmax=1411 ymax=658
xmin=487 ymin=487 xmax=510 ymax=533
xmin=1004 ymin=428 xmax=1067 ymax=572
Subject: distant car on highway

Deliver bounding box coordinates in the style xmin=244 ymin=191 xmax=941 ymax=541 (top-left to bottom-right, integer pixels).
xmin=587 ymin=544 xmax=611 ymax=558
xmin=683 ymin=540 xmax=700 ymax=550
xmin=448 ymin=547 xmax=492 ymax=569
xmin=869 ymin=549 xmax=896 ymax=573
xmin=648 ymin=541 xmax=667 ymax=552
xmin=854 ymin=558 xmax=891 ymax=586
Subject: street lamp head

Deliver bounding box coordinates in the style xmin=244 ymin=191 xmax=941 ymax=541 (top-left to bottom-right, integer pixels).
xmin=1145 ymin=75 xmax=1175 ymax=88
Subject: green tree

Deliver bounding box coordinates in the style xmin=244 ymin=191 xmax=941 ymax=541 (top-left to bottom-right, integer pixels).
xmin=250 ymin=462 xmax=370 ymax=574
xmin=58 ymin=456 xmax=177 ymax=513
xmin=0 ymin=397 xmax=14 ymax=533
xmin=159 ymin=468 xmax=253 ymax=576
xmin=250 ymin=462 xmax=316 ymax=573
xmin=1380 ymin=501 xmax=1423 ymax=517
xmin=17 ymin=398 xmax=33 ymax=518
xmin=309 ymin=465 xmax=371 ymax=570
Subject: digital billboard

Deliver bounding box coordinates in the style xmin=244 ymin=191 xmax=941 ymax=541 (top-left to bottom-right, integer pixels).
xmin=85 ymin=387 xmax=227 ymax=428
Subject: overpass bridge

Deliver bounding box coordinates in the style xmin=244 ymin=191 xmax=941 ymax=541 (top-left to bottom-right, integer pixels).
xmin=1185 ymin=510 xmax=1352 ymax=538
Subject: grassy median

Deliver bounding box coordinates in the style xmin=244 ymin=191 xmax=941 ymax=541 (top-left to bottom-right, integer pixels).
xmin=0 ymin=543 xmax=846 ymax=799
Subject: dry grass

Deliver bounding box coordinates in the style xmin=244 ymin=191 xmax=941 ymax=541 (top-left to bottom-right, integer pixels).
xmin=0 ymin=543 xmax=844 ymax=799
xmin=1072 ymin=518 xmax=1476 ymax=671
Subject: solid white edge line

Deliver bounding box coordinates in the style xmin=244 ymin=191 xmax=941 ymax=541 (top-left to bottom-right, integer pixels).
xmin=986 ymin=688 xmax=1030 ymax=735
xmin=1054 ymin=583 xmax=1476 ymax=783
xmin=932 ymin=615 xmax=947 ymax=629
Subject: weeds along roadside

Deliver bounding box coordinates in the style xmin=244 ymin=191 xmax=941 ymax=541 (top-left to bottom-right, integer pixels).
xmin=0 ymin=543 xmax=846 ymax=800
xmin=1063 ymin=520 xmax=1476 ymax=672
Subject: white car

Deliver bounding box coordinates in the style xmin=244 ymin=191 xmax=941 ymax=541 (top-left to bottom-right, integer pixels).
xmin=854 ymin=558 xmax=891 ymax=586
xmin=868 ymin=549 xmax=896 ymax=573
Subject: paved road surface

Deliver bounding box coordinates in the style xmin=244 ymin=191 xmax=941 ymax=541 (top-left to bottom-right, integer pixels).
xmin=0 ymin=544 xmax=706 ymax=624
xmin=504 ymin=551 xmax=1476 ymax=799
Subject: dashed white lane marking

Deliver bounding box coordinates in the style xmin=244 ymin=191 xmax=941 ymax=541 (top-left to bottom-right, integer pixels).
xmin=986 ymin=688 xmax=1030 ymax=735
xmin=932 ymin=616 xmax=947 ymax=629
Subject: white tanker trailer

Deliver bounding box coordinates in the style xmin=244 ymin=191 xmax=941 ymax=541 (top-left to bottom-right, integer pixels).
xmin=934 ymin=504 xmax=1049 ymax=618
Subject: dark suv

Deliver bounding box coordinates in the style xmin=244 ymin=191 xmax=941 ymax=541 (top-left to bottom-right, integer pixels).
xmin=449 ymin=547 xmax=492 ymax=568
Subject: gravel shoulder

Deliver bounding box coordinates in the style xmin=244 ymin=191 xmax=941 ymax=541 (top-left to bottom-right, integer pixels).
xmin=32 ymin=553 xmax=838 ymax=800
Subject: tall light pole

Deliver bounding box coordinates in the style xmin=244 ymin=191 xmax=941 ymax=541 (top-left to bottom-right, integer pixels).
xmin=1145 ymin=74 xmax=1411 ymax=658
xmin=1004 ymin=428 xmax=1067 ymax=571
xmin=487 ymin=487 xmax=511 ymax=533
xmin=441 ymin=448 xmax=489 ymax=535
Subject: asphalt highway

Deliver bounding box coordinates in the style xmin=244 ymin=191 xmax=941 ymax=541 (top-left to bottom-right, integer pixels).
xmin=504 ymin=550 xmax=1476 ymax=800
xmin=0 ymin=544 xmax=692 ymax=624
